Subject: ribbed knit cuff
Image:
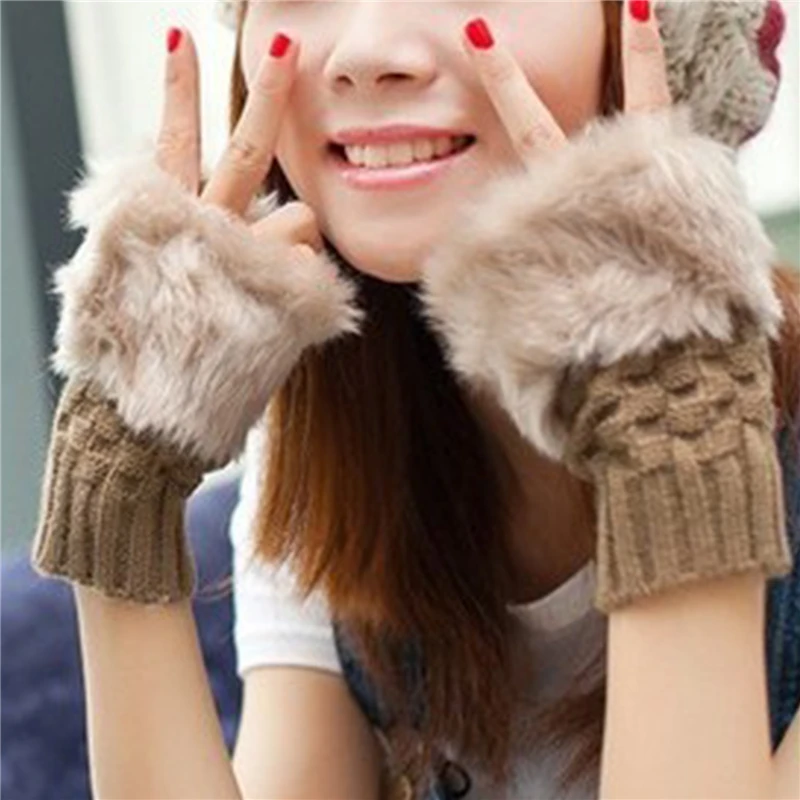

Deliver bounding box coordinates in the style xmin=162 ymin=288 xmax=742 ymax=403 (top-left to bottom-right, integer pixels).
xmin=563 ymin=316 xmax=794 ymax=613
xmin=31 ymin=378 xmax=208 ymax=604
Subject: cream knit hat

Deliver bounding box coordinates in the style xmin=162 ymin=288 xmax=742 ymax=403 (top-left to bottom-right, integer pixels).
xmin=214 ymin=0 xmax=786 ymax=149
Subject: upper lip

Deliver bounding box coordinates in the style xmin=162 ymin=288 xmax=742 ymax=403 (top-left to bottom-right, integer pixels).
xmin=329 ymin=125 xmax=474 ymax=147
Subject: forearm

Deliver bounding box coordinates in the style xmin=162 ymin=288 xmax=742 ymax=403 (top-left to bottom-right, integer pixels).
xmin=599 ymin=570 xmax=774 ymax=800
xmin=773 ymin=706 xmax=800 ymax=799
xmin=74 ymin=585 xmax=242 ymax=800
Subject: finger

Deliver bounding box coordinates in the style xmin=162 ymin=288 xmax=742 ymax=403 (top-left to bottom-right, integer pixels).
xmin=156 ymin=27 xmax=202 ymax=195
xmin=462 ymin=17 xmax=567 ymax=169
xmin=201 ymin=33 xmax=299 ymax=216
xmin=622 ymin=0 xmax=673 ymax=114
xmin=250 ymin=201 xmax=324 ymax=253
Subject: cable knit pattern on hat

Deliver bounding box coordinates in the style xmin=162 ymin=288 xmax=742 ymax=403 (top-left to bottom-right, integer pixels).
xmin=655 ymin=0 xmax=785 ymax=147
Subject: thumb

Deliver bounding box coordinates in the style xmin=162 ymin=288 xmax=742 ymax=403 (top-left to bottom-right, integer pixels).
xmin=250 ymin=201 xmax=324 ymax=253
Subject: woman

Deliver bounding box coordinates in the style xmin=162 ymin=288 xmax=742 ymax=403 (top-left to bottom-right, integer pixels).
xmin=32 ymin=1 xmax=799 ymax=798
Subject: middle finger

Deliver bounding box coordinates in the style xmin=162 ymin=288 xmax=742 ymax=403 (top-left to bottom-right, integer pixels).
xmin=201 ymin=33 xmax=299 ymax=216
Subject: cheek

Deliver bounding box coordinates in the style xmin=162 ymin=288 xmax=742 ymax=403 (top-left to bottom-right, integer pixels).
xmin=272 ymin=112 xmax=320 ymax=200
xmin=505 ymin=7 xmax=606 ymax=130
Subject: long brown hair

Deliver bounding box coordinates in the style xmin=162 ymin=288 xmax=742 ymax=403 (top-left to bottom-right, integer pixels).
xmin=211 ymin=1 xmax=800 ymax=796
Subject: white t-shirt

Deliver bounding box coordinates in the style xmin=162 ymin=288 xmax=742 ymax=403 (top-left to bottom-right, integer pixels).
xmin=230 ymin=423 xmax=607 ymax=800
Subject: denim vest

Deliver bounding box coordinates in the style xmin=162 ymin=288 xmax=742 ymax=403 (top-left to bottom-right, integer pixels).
xmin=333 ymin=425 xmax=800 ymax=800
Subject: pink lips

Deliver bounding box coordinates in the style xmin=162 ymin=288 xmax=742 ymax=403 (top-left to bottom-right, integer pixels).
xmin=328 ymin=139 xmax=476 ymax=191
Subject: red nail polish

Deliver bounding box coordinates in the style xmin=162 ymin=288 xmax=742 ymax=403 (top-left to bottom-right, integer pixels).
xmin=269 ymin=32 xmax=292 ymax=58
xmin=465 ymin=18 xmax=494 ymax=50
xmin=629 ymin=0 xmax=650 ymax=23
xmin=167 ymin=27 xmax=182 ymax=53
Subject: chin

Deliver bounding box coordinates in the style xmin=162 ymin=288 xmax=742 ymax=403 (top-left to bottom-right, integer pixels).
xmin=326 ymin=238 xmax=425 ymax=285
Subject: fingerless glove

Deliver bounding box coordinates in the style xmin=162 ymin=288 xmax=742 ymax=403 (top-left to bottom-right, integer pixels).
xmin=419 ymin=104 xmax=793 ymax=612
xmin=31 ymin=146 xmax=364 ymax=604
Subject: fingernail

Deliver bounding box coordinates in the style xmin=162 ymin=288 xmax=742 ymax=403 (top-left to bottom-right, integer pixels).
xmin=269 ymin=32 xmax=292 ymax=59
xmin=465 ymin=18 xmax=494 ymax=50
xmin=629 ymin=0 xmax=650 ymax=23
xmin=167 ymin=27 xmax=182 ymax=53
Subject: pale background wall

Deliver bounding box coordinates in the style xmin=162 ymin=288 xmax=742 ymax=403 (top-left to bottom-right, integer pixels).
xmin=64 ymin=1 xmax=236 ymax=184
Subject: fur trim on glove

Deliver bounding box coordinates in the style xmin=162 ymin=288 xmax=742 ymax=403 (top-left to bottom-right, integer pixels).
xmin=418 ymin=103 xmax=783 ymax=462
xmin=50 ymin=149 xmax=365 ymax=468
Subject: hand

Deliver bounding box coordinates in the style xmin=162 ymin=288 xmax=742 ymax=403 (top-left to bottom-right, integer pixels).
xmin=419 ymin=8 xmax=782 ymax=464
xmin=459 ymin=4 xmax=672 ymax=167
xmin=51 ymin=27 xmax=364 ymax=469
xmin=157 ymin=27 xmax=320 ymax=252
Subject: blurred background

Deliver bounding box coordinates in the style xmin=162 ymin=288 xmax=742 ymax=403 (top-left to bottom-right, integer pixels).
xmin=2 ymin=0 xmax=799 ymax=561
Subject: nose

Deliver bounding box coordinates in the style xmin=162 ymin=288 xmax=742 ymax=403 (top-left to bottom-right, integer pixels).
xmin=322 ymin=3 xmax=438 ymax=97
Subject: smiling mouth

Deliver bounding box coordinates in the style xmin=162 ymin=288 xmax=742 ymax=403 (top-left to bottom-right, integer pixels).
xmin=327 ymin=135 xmax=478 ymax=169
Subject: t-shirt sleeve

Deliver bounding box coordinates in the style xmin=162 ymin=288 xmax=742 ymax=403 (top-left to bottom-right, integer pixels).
xmin=228 ymin=419 xmax=342 ymax=679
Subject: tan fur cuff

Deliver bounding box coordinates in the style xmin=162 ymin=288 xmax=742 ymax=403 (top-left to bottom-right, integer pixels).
xmin=31 ymin=377 xmax=207 ymax=604
xmin=562 ymin=316 xmax=793 ymax=613
xmin=419 ymin=104 xmax=783 ymax=462
xmin=51 ymin=148 xmax=364 ymax=467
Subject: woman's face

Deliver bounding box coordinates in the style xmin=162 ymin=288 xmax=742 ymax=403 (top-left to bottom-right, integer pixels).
xmin=241 ymin=1 xmax=606 ymax=283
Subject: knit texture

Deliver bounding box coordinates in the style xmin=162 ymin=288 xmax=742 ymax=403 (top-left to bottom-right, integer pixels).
xmin=31 ymin=377 xmax=209 ymax=604
xmin=561 ymin=315 xmax=794 ymax=612
xmin=655 ymin=0 xmax=784 ymax=148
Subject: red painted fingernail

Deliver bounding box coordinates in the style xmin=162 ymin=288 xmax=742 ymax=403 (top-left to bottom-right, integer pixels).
xmin=465 ymin=18 xmax=494 ymax=50
xmin=167 ymin=27 xmax=182 ymax=53
xmin=629 ymin=0 xmax=650 ymax=23
xmin=269 ymin=32 xmax=292 ymax=58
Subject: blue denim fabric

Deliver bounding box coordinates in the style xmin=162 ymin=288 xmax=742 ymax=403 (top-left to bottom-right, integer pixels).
xmin=334 ymin=425 xmax=800 ymax=798
xmin=766 ymin=424 xmax=800 ymax=750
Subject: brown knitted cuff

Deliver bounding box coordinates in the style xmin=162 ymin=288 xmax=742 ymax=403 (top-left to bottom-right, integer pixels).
xmin=31 ymin=377 xmax=209 ymax=604
xmin=562 ymin=316 xmax=794 ymax=613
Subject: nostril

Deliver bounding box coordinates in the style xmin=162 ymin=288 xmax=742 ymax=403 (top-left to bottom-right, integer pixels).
xmin=756 ymin=0 xmax=786 ymax=81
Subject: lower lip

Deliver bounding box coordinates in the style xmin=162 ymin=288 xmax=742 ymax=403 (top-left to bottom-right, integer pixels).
xmin=328 ymin=142 xmax=475 ymax=190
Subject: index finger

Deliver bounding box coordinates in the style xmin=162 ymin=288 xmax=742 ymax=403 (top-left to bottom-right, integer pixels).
xmin=201 ymin=33 xmax=299 ymax=215
xmin=462 ymin=17 xmax=567 ymax=169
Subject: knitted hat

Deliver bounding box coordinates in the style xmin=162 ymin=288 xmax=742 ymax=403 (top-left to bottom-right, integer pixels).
xmin=214 ymin=0 xmax=786 ymax=150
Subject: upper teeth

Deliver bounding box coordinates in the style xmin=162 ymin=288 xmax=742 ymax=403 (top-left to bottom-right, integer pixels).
xmin=342 ymin=135 xmax=471 ymax=168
